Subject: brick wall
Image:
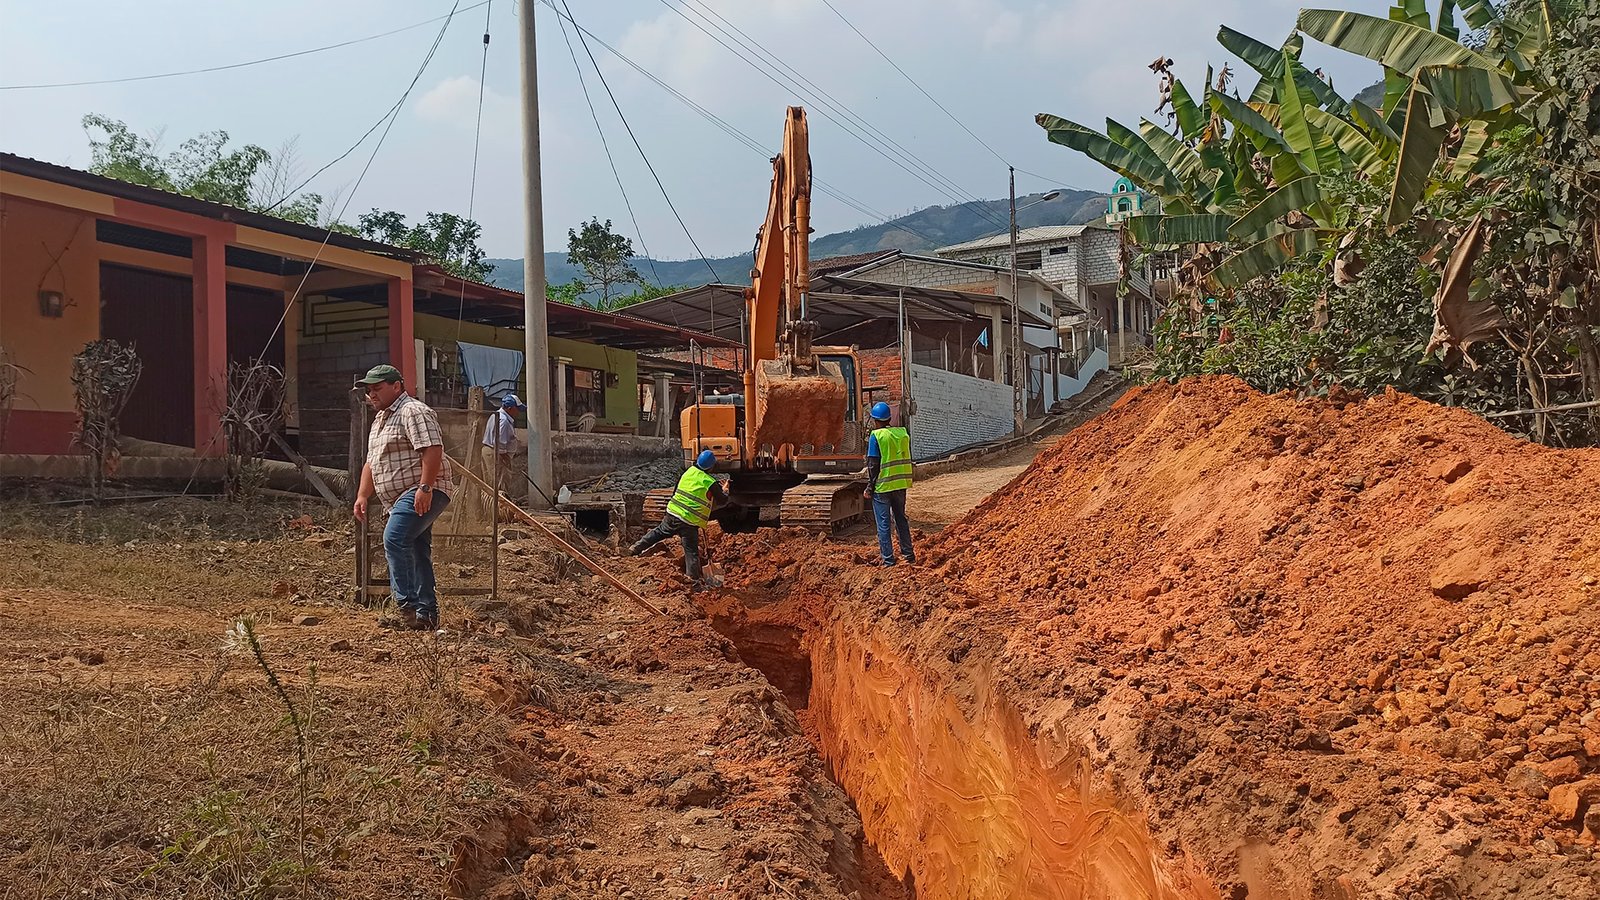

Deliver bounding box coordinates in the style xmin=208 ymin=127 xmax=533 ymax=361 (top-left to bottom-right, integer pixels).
xmin=857 ymin=348 xmax=904 ymax=414
xmin=906 ymin=363 xmax=1012 ymax=460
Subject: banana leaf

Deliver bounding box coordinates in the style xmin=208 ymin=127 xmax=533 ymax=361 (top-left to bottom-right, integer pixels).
xmin=1278 ymin=50 xmax=1344 ymax=176
xmin=1297 ymin=9 xmax=1499 ymax=76
xmin=1171 ymin=79 xmax=1205 ymax=142
xmin=1210 ymin=91 xmax=1293 ymax=155
xmin=1449 ymin=120 xmax=1491 ymax=178
xmin=1210 ymin=228 xmax=1325 ymax=290
xmin=1386 ymin=84 xmax=1448 ymax=226
xmin=1351 ymin=98 xmax=1401 ymax=145
xmin=1391 ymin=0 xmax=1430 ymax=28
xmin=1229 ymin=175 xmax=1324 ymax=241
xmin=1225 ymin=26 xmax=1349 ymax=113
xmin=1418 ymin=63 xmax=1520 ymax=116
xmin=1139 ymin=120 xmax=1209 ymax=190
xmin=1106 ymin=119 xmax=1184 ymax=195
xmin=1036 ymin=114 xmax=1185 ymax=195
xmin=1305 ymin=107 xmax=1388 ymax=177
xmin=1437 ymin=0 xmax=1460 ymax=40
xmin=1458 ymin=0 xmax=1499 ymax=29
xmin=1127 ymin=214 xmax=1234 ymax=245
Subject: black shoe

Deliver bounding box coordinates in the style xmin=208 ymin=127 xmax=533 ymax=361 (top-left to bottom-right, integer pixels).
xmin=412 ymin=609 xmax=440 ymax=631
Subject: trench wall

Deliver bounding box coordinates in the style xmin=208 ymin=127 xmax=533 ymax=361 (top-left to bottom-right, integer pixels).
xmin=806 ymin=622 xmax=1216 ymax=900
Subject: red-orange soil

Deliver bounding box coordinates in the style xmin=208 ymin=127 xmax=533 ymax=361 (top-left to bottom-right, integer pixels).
xmin=699 ymin=377 xmax=1600 ymax=899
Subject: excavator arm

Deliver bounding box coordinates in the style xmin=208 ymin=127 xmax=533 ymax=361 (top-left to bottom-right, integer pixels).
xmin=743 ymin=107 xmax=847 ymax=457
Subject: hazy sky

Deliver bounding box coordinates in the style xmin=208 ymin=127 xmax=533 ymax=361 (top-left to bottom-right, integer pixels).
xmin=0 ymin=0 xmax=1391 ymax=261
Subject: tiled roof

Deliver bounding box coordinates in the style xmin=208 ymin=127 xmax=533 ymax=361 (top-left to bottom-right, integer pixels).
xmin=809 ymin=250 xmax=897 ymax=275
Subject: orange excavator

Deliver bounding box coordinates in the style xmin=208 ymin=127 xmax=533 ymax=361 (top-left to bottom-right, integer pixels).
xmin=646 ymin=107 xmax=867 ymax=532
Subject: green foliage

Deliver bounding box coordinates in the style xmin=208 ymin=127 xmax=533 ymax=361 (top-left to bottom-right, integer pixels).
xmin=1042 ymin=0 xmax=1598 ymax=444
xmin=80 ymin=113 xmax=484 ymax=271
xmin=566 ymin=218 xmax=642 ymax=307
xmin=599 ymin=280 xmax=682 ymax=312
xmin=357 ymin=210 xmax=491 ymax=282
xmin=546 ymin=278 xmax=587 ymax=306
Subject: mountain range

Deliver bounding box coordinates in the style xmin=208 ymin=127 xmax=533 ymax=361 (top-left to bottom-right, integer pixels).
xmin=486 ymin=189 xmax=1110 ymax=296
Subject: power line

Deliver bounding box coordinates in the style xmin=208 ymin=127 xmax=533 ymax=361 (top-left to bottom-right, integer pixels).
xmin=815 ymin=0 xmax=1090 ymax=195
xmin=456 ymin=0 xmax=495 ymax=343
xmin=651 ymin=0 xmax=1012 ymax=232
xmin=0 ymin=1 xmax=491 ymax=91
xmin=538 ymin=2 xmax=945 ymax=249
xmin=555 ymin=0 xmax=720 ymax=286
xmin=668 ymin=0 xmax=1010 ymax=231
xmin=553 ymin=8 xmax=664 ymax=288
xmin=255 ymin=0 xmax=466 ymax=359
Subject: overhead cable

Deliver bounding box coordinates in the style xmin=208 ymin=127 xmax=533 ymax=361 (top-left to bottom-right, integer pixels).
xmin=254 ymin=0 xmax=466 ymax=359
xmin=0 ymin=1 xmax=491 ymax=91
xmin=538 ymin=1 xmax=945 ymax=249
xmin=555 ymin=0 xmax=722 ymax=286
xmin=651 ymin=0 xmax=1011 ymax=231
xmin=667 ymin=0 xmax=1010 ymax=230
xmin=815 ymin=0 xmax=1089 ymax=194
xmin=553 ymin=8 xmax=665 ymax=288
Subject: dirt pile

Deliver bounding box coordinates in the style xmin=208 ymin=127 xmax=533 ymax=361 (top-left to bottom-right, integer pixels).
xmin=703 ymin=377 xmax=1600 ymax=899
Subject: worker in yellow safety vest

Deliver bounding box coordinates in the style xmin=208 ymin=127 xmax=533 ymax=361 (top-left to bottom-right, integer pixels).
xmin=627 ymin=449 xmax=727 ymax=585
xmin=863 ymin=402 xmax=915 ymax=567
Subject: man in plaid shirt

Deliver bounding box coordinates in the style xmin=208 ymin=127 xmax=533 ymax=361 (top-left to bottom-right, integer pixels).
xmin=352 ymin=364 xmax=455 ymax=630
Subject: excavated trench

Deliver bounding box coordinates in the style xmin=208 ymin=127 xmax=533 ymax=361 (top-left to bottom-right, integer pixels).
xmin=709 ymin=605 xmax=1213 ymax=900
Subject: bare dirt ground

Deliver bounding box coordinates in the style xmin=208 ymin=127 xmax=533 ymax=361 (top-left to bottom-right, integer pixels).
xmin=0 ymin=489 xmax=885 ymax=899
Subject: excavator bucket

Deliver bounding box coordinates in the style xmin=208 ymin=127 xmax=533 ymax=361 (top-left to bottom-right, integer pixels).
xmin=752 ymin=359 xmax=847 ymax=450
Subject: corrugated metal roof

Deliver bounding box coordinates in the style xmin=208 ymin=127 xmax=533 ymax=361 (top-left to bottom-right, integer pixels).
xmin=1 ymin=152 xmax=421 ymax=261
xmin=936 ymin=224 xmax=1099 ymax=255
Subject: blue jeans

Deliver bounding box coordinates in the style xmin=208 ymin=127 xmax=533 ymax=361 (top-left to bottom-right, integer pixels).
xmin=383 ymin=488 xmax=451 ymax=620
xmin=872 ymin=489 xmax=914 ymax=566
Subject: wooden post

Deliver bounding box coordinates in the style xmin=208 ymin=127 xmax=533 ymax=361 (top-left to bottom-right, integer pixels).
xmin=465 ymin=386 xmax=487 ymax=523
xmin=349 ymin=390 xmax=371 ymax=606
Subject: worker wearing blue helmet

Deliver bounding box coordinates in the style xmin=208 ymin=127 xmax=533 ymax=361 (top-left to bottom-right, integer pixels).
xmin=864 ymin=401 xmax=915 ymax=566
xmin=627 ymin=448 xmax=727 ymax=586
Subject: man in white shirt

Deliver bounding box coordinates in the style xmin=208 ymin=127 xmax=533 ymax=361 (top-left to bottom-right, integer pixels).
xmin=481 ymin=394 xmax=525 ymax=495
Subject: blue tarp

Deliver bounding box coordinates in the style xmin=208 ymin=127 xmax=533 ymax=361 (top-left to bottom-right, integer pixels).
xmin=457 ymin=342 xmax=525 ymax=401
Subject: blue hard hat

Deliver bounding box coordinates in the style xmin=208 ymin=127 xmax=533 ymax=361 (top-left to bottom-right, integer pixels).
xmin=869 ymin=401 xmax=892 ymax=421
xmin=500 ymin=393 xmax=526 ymax=409
xmin=696 ymin=449 xmax=717 ymax=470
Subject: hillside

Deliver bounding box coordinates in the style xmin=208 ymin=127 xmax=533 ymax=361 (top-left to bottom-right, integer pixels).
xmin=487 ymin=189 xmax=1108 ymax=295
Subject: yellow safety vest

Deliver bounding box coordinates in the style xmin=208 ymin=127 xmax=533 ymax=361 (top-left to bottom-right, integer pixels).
xmin=666 ymin=466 xmax=717 ymax=527
xmin=872 ymin=427 xmax=913 ymax=494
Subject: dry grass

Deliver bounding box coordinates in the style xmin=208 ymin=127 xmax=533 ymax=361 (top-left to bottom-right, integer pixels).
xmin=0 ymin=499 xmax=539 ymax=899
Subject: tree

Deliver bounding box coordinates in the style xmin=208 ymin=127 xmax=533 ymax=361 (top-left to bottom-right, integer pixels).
xmin=546 ymin=279 xmax=587 ymax=305
xmin=567 ymin=218 xmax=642 ymax=307
xmin=599 ymin=280 xmax=680 ymax=312
xmin=80 ymin=114 xmax=492 ymax=279
xmin=357 ymin=210 xmax=491 ymax=282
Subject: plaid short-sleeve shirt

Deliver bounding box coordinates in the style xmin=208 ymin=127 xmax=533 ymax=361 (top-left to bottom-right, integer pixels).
xmin=367 ymin=393 xmax=454 ymax=509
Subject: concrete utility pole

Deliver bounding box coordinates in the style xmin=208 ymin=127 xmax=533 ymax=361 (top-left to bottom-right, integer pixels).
xmin=1008 ymin=166 xmax=1023 ymax=437
xmin=519 ymin=2 xmax=554 ymax=506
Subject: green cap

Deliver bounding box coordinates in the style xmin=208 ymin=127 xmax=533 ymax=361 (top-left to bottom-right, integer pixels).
xmin=354 ymin=364 xmax=403 ymax=386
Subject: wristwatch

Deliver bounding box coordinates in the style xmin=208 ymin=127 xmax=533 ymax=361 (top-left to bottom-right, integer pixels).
xmin=419 ymin=484 xmax=434 ymax=494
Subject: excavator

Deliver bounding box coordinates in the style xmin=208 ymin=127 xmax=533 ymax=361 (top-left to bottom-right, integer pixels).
xmin=645 ymin=107 xmax=868 ymax=532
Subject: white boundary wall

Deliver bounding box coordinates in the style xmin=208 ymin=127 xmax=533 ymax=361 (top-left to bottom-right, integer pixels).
xmin=907 ymin=363 xmax=1013 ymax=460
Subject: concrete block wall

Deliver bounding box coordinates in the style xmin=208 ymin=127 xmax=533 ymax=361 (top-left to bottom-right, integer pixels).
xmin=859 ymin=257 xmax=1000 ymax=290
xmin=296 ymin=336 xmax=389 ymax=465
xmin=906 ymin=363 xmax=1013 ymax=460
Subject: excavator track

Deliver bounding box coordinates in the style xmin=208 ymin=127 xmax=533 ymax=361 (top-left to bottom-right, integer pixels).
xmin=642 ymin=479 xmax=865 ymax=534
xmin=778 ymin=479 xmax=866 ymax=532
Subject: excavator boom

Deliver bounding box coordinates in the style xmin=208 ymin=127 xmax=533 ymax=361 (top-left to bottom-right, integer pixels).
xmin=745 ymin=107 xmax=846 ymax=454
